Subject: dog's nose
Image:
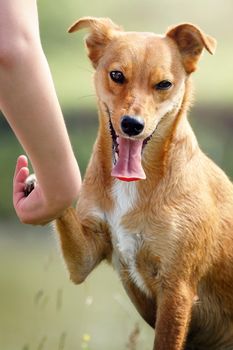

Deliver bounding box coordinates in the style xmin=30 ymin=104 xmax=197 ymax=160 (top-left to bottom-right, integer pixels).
xmin=121 ymin=115 xmax=145 ymax=136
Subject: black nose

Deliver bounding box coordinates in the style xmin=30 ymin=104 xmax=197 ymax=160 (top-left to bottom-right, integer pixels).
xmin=121 ymin=115 xmax=145 ymax=136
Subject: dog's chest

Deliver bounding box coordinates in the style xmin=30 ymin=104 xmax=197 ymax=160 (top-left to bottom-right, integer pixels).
xmin=106 ymin=181 xmax=150 ymax=296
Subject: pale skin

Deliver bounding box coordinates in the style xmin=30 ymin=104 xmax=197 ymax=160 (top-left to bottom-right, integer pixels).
xmin=0 ymin=0 xmax=81 ymax=225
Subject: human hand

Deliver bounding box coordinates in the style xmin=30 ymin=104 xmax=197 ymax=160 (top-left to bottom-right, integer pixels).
xmin=13 ymin=155 xmax=57 ymax=225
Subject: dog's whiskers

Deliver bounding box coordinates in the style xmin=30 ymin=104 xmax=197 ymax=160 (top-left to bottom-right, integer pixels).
xmin=76 ymin=94 xmax=95 ymax=101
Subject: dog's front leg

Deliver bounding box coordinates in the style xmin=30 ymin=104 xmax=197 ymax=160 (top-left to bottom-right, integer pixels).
xmin=56 ymin=207 xmax=111 ymax=284
xmin=153 ymin=282 xmax=194 ymax=350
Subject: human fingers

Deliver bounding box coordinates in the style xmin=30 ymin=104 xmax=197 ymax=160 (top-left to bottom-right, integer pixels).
xmin=13 ymin=166 xmax=30 ymax=206
xmin=13 ymin=155 xmax=28 ymax=181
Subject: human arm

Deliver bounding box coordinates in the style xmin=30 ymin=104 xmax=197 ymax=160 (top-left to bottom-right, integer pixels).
xmin=0 ymin=0 xmax=81 ymax=224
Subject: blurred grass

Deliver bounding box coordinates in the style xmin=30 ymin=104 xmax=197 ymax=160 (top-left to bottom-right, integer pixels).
xmin=48 ymin=51 xmax=95 ymax=111
xmin=0 ymin=223 xmax=153 ymax=350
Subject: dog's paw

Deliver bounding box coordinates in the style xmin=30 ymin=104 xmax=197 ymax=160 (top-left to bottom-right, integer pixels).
xmin=24 ymin=174 xmax=37 ymax=197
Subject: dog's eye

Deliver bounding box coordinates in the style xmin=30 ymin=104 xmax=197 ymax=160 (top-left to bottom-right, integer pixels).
xmin=110 ymin=71 xmax=125 ymax=84
xmin=155 ymin=80 xmax=173 ymax=91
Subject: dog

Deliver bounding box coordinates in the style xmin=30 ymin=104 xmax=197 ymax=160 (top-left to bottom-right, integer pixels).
xmin=54 ymin=17 xmax=233 ymax=350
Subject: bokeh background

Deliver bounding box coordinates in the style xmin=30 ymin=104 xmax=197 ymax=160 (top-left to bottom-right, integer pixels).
xmin=0 ymin=0 xmax=233 ymax=349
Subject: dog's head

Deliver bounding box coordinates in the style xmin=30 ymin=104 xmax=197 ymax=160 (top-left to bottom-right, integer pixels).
xmin=69 ymin=17 xmax=216 ymax=181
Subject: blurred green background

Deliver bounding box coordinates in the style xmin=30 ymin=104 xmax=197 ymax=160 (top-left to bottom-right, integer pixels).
xmin=0 ymin=0 xmax=233 ymax=349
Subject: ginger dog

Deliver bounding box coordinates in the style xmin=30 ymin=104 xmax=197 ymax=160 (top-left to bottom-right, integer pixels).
xmin=55 ymin=17 xmax=233 ymax=349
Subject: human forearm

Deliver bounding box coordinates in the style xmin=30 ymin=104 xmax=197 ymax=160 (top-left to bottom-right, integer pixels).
xmin=0 ymin=43 xmax=81 ymax=204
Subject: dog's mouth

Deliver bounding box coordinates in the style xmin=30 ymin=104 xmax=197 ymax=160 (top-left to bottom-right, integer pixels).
xmin=109 ymin=118 xmax=154 ymax=182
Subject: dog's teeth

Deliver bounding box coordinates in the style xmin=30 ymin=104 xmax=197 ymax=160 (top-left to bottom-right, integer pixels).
xmin=113 ymin=151 xmax=118 ymax=165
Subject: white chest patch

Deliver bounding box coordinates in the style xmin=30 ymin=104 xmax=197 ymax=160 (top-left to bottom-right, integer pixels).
xmin=105 ymin=181 xmax=151 ymax=296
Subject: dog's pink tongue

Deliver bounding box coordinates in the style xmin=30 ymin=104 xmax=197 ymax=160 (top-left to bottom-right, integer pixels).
xmin=111 ymin=137 xmax=146 ymax=181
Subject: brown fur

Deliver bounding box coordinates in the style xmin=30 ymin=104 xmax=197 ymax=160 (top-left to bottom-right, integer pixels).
xmin=56 ymin=18 xmax=233 ymax=350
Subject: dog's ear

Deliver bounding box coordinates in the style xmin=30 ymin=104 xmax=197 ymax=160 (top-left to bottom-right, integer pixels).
xmin=68 ymin=17 xmax=122 ymax=68
xmin=166 ymin=23 xmax=217 ymax=74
